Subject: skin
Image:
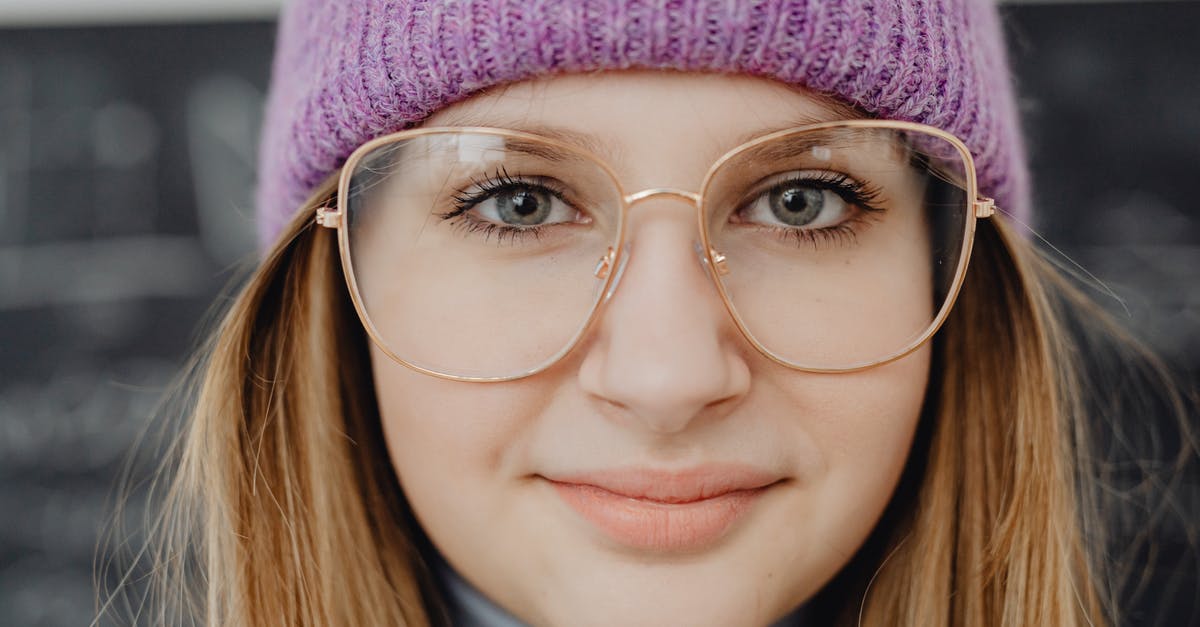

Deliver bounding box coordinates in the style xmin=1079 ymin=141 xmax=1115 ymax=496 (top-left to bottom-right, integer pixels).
xmin=368 ymin=72 xmax=931 ymax=626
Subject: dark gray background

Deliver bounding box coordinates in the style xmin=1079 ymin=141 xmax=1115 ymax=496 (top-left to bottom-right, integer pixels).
xmin=0 ymin=2 xmax=1197 ymax=625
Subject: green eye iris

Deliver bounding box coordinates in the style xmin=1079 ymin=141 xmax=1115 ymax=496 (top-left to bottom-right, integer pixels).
xmin=494 ymin=187 xmax=555 ymax=226
xmin=769 ymin=186 xmax=828 ymax=226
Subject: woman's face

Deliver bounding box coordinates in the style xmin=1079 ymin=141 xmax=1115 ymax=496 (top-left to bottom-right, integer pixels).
xmin=370 ymin=72 xmax=930 ymax=626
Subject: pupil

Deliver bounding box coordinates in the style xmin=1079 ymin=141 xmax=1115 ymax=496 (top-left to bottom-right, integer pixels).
xmin=512 ymin=192 xmax=537 ymax=216
xmin=770 ymin=186 xmax=823 ymax=226
xmin=498 ymin=187 xmax=551 ymax=225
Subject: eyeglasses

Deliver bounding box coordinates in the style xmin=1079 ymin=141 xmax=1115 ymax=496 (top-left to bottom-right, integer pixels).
xmin=314 ymin=121 xmax=996 ymax=382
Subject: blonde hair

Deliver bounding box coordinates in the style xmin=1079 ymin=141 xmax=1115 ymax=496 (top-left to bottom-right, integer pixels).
xmin=97 ymin=177 xmax=1191 ymax=626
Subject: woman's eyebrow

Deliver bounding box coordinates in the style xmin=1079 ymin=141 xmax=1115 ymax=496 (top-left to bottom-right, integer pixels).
xmin=428 ymin=113 xmax=617 ymax=161
xmin=731 ymin=128 xmax=901 ymax=167
xmin=431 ymin=98 xmax=865 ymax=163
xmin=730 ymin=106 xmax=865 ymax=147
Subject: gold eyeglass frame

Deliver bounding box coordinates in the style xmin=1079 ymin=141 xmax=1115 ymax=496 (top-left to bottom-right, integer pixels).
xmin=315 ymin=120 xmax=996 ymax=382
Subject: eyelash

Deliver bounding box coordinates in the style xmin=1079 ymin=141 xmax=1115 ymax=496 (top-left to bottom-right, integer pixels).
xmin=747 ymin=171 xmax=886 ymax=249
xmin=437 ymin=167 xmax=572 ymax=244
xmin=438 ymin=168 xmax=886 ymax=249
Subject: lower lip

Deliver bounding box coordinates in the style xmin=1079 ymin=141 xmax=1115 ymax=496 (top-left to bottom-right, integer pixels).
xmin=550 ymin=481 xmax=768 ymax=552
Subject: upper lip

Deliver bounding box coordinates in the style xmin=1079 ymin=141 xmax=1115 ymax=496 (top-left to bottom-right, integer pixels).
xmin=543 ymin=464 xmax=783 ymax=504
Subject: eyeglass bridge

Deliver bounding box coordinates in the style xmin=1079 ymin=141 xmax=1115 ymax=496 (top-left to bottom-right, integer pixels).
xmin=592 ymin=187 xmax=730 ymax=282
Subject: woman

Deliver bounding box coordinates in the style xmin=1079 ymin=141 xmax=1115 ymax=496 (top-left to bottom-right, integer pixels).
xmin=101 ymin=0 xmax=1189 ymax=625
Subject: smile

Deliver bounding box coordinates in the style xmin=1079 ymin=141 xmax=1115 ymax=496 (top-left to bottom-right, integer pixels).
xmin=543 ymin=466 xmax=781 ymax=553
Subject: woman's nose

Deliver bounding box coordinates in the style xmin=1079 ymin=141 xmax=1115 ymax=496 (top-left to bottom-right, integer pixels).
xmin=576 ymin=197 xmax=751 ymax=434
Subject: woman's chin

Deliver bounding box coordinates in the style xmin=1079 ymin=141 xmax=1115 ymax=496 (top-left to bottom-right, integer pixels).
xmin=501 ymin=552 xmax=808 ymax=627
xmin=528 ymin=587 xmax=794 ymax=627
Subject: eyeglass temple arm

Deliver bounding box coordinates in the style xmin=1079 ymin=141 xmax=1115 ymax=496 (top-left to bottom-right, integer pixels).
xmin=314 ymin=197 xmax=995 ymax=228
xmin=974 ymin=197 xmax=996 ymax=219
xmin=315 ymin=205 xmax=342 ymax=228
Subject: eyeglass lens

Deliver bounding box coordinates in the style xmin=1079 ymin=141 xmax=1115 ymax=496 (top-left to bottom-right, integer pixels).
xmin=343 ymin=126 xmax=971 ymax=379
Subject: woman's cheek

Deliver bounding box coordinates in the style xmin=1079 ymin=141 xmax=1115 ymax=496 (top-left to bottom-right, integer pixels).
xmin=770 ymin=344 xmax=930 ymax=542
xmin=370 ymin=344 xmax=555 ymax=523
xmin=369 ymin=318 xmax=930 ymax=623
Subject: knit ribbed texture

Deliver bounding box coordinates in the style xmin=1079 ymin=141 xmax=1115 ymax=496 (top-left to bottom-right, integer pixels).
xmin=257 ymin=0 xmax=1028 ymax=247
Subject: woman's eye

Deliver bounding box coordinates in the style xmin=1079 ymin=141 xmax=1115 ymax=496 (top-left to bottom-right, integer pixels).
xmin=472 ymin=185 xmax=578 ymax=227
xmin=741 ymin=183 xmax=852 ymax=229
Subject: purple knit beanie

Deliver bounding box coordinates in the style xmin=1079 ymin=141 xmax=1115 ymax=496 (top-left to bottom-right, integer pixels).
xmin=256 ymin=0 xmax=1028 ymax=248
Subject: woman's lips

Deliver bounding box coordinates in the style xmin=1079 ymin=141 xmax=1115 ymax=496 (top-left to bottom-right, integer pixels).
xmin=545 ymin=466 xmax=780 ymax=552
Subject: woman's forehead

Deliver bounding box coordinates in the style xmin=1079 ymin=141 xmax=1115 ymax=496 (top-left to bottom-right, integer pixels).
xmin=423 ymin=71 xmax=860 ymax=168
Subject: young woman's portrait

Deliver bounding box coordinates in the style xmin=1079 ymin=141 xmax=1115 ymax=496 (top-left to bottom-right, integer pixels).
xmin=74 ymin=0 xmax=1195 ymax=625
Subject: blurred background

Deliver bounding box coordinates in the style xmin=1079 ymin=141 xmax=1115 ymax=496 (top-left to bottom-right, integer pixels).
xmin=0 ymin=1 xmax=1196 ymax=625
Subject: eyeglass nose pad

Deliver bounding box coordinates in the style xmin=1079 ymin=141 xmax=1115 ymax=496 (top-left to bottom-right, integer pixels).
xmin=694 ymin=242 xmax=730 ymax=277
xmin=594 ymin=245 xmax=631 ymax=303
xmin=594 ymin=242 xmax=725 ymax=304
